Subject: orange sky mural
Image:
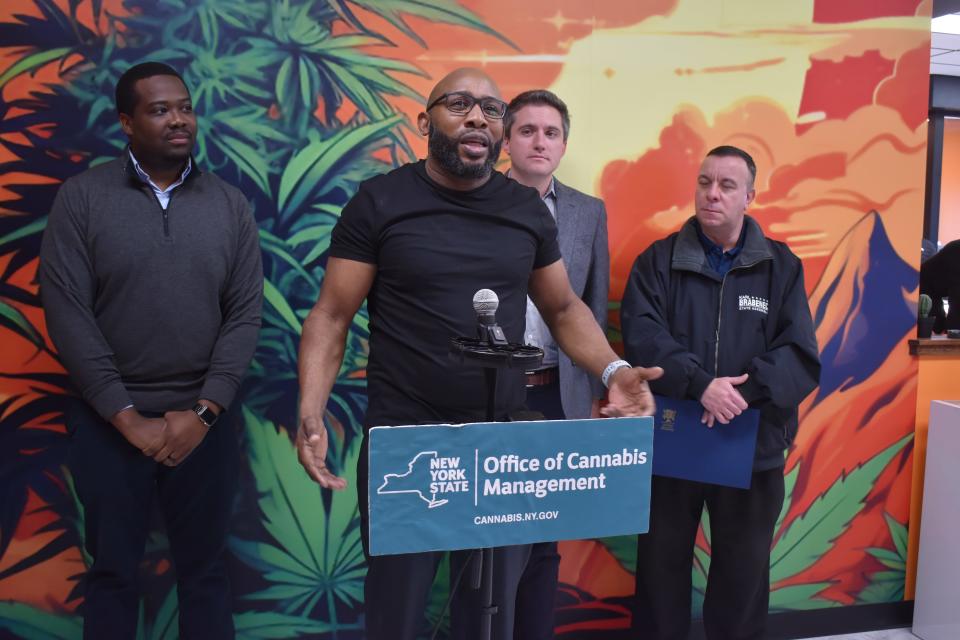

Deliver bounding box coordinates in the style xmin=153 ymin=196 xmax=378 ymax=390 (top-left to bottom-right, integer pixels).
xmin=0 ymin=0 xmax=933 ymax=636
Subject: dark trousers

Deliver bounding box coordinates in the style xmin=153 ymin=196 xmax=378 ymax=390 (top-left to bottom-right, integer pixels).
xmin=361 ymin=546 xmax=536 ymax=640
xmin=632 ymin=469 xmax=785 ymax=640
xmin=359 ymin=435 xmax=548 ymax=640
xmin=508 ymin=541 xmax=560 ymax=640
xmin=67 ymin=402 xmax=238 ymax=640
xmin=514 ymin=378 xmax=567 ymax=639
xmin=451 ymin=543 xmax=560 ymax=640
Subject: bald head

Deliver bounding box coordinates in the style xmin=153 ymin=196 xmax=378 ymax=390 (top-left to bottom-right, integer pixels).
xmin=417 ymin=67 xmax=505 ymax=189
xmin=426 ymin=67 xmax=501 ymax=107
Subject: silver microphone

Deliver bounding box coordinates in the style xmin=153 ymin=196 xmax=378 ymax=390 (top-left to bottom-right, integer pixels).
xmin=473 ymin=288 xmax=499 ymax=320
xmin=473 ymin=289 xmax=507 ymax=345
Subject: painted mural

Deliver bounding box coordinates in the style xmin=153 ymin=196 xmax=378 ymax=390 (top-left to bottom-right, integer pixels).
xmin=0 ymin=0 xmax=930 ymax=637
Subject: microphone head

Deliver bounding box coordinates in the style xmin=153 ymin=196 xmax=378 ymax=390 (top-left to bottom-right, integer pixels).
xmin=473 ymin=289 xmax=499 ymax=315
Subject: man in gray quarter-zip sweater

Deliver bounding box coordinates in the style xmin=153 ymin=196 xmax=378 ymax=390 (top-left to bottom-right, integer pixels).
xmin=39 ymin=62 xmax=262 ymax=640
xmin=621 ymin=146 xmax=820 ymax=640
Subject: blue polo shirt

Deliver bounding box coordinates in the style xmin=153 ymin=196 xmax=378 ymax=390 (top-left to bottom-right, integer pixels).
xmin=695 ymin=219 xmax=746 ymax=278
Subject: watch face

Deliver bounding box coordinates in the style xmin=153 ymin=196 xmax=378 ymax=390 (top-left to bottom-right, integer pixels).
xmin=194 ymin=404 xmax=217 ymax=426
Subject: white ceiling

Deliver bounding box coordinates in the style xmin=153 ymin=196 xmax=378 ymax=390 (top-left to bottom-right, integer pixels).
xmin=933 ymin=18 xmax=960 ymax=76
xmin=933 ymin=32 xmax=960 ymax=74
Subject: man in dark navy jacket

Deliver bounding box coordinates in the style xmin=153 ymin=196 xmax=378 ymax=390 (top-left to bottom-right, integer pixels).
xmin=621 ymin=145 xmax=820 ymax=640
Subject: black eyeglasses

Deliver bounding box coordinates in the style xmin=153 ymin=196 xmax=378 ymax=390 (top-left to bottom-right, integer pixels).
xmin=426 ymin=92 xmax=508 ymax=120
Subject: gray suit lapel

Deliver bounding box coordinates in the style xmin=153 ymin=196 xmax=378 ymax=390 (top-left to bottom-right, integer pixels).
xmin=556 ymin=181 xmax=583 ymax=268
xmin=556 ymin=180 xmax=580 ymax=268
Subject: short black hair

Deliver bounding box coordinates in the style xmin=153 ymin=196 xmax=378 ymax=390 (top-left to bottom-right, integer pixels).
xmin=706 ymin=145 xmax=757 ymax=185
xmin=115 ymin=62 xmax=187 ymax=116
xmin=504 ymin=89 xmax=571 ymax=142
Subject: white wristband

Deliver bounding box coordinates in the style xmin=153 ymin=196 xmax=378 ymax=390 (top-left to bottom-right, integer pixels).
xmin=602 ymin=359 xmax=632 ymax=388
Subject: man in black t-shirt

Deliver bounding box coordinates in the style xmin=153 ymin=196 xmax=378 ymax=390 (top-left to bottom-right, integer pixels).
xmin=296 ymin=68 xmax=662 ymax=640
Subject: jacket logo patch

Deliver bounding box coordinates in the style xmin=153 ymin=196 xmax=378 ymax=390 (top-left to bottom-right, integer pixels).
xmin=738 ymin=295 xmax=768 ymax=315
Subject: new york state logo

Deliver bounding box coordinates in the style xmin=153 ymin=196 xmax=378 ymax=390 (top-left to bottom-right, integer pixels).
xmin=377 ymin=451 xmax=470 ymax=509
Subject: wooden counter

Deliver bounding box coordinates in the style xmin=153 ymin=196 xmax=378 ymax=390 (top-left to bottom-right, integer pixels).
xmin=909 ymin=338 xmax=960 ymax=355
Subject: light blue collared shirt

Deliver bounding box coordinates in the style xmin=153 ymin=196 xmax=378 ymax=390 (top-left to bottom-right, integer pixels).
xmin=522 ymin=178 xmax=559 ymax=368
xmin=128 ymin=149 xmax=192 ymax=210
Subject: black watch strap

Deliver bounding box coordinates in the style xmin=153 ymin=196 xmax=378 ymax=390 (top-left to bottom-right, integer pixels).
xmin=193 ymin=403 xmax=219 ymax=427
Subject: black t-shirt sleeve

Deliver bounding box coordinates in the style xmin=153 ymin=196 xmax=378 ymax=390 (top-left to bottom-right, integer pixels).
xmin=533 ymin=201 xmax=562 ymax=269
xmin=330 ymin=186 xmax=378 ymax=264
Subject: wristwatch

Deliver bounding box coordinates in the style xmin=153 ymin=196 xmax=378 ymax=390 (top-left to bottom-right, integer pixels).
xmin=192 ymin=403 xmax=219 ymax=428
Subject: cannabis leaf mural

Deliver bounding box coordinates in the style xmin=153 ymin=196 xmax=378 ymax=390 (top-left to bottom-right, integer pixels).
xmin=230 ymin=409 xmax=365 ymax=631
xmin=0 ymin=0 xmax=505 ymax=636
xmin=1 ymin=0 xmax=927 ymax=638
xmin=691 ymin=436 xmax=913 ymax=616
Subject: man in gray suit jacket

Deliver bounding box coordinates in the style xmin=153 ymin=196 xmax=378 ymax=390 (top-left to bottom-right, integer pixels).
xmin=502 ymin=89 xmax=611 ymax=639
xmin=505 ymin=90 xmax=610 ymax=421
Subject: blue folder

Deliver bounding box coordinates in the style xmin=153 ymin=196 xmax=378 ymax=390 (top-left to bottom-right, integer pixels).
xmin=651 ymin=395 xmax=759 ymax=489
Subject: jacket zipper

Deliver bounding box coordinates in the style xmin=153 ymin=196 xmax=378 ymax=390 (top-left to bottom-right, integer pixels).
xmin=715 ymin=275 xmax=726 ymax=376
xmin=714 ymin=258 xmax=788 ymax=443
xmin=713 ymin=260 xmax=767 ymax=376
xmin=144 ymin=187 xmax=172 ymax=237
xmin=128 ymin=156 xmax=191 ymax=238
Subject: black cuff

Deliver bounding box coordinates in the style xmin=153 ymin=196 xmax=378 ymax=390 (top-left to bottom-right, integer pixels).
xmin=688 ymin=369 xmax=714 ymax=402
xmin=737 ymin=376 xmax=766 ymax=405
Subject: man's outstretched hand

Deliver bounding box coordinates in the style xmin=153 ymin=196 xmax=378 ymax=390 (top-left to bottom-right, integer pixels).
xmin=600 ymin=366 xmax=664 ymax=417
xmin=296 ymin=415 xmax=348 ymax=490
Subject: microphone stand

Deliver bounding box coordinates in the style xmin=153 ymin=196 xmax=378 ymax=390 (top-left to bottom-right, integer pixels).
xmin=448 ymin=335 xmax=542 ymax=640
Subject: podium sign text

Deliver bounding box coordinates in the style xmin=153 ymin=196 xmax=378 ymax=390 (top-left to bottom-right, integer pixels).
xmin=367 ymin=417 xmax=653 ymax=556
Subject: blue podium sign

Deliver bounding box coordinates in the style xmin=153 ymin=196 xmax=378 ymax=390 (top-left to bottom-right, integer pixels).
xmin=367 ymin=417 xmax=653 ymax=556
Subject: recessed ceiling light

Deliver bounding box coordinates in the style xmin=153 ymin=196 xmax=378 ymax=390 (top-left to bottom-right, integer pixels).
xmin=932 ymin=14 xmax=960 ymax=35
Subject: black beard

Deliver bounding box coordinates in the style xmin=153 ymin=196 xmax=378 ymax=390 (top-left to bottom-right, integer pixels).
xmin=428 ymin=125 xmax=501 ymax=180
